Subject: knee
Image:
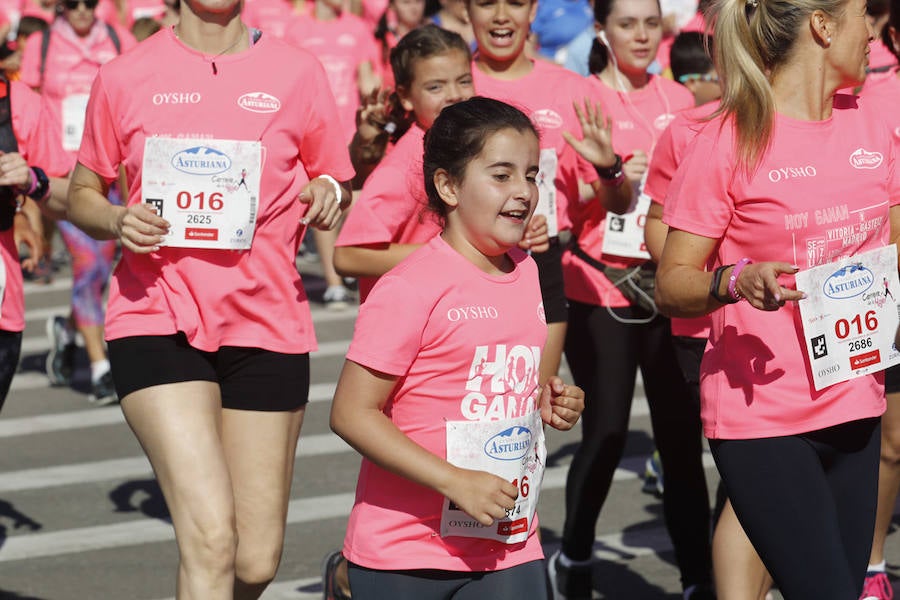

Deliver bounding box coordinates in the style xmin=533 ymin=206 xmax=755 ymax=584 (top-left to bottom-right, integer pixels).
xmin=234 ymin=541 xmax=282 ymax=587
xmin=881 ymin=430 xmax=900 ymax=466
xmin=181 ymin=521 xmax=238 ymax=575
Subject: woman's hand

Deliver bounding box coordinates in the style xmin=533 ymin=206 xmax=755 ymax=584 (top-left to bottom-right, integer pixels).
xmin=443 ymin=467 xmax=519 ymax=526
xmin=299 ymin=177 xmax=348 ymax=231
xmin=13 ymin=212 xmax=39 ymax=272
xmin=539 ymin=376 xmax=584 ymax=431
xmin=0 ymin=152 xmax=33 ymax=189
xmin=733 ymin=261 xmax=806 ymax=311
xmin=113 ymin=203 xmax=170 ymax=253
xmin=562 ymin=99 xmax=617 ymax=169
xmin=623 ymin=151 xmax=648 ymax=185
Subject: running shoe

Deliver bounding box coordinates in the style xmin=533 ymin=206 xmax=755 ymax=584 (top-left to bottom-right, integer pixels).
xmin=642 ymin=449 xmax=664 ymax=497
xmin=45 ymin=315 xmax=76 ymax=387
xmin=860 ymin=571 xmax=893 ymax=600
xmin=547 ymin=550 xmax=593 ymax=600
xmin=89 ymin=371 xmax=118 ymax=406
xmin=321 ymin=549 xmax=351 ymax=600
xmin=323 ymin=285 xmax=353 ymax=311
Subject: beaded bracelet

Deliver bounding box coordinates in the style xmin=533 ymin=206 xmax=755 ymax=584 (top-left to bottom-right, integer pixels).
xmin=728 ymin=258 xmax=753 ymax=301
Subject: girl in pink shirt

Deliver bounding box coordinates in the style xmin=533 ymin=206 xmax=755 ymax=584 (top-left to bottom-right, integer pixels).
xmin=331 ymin=96 xmax=584 ymax=599
xmin=373 ymin=0 xmax=426 ymax=90
xmin=656 ymin=0 xmax=898 ymax=595
xmin=551 ymin=1 xmax=711 ymax=599
xmin=19 ymin=0 xmax=136 ymax=403
xmin=63 ymin=0 xmax=354 ymax=596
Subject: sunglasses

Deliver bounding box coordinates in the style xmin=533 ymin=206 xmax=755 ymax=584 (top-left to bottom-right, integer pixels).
xmin=677 ymin=73 xmax=720 ymax=84
xmin=62 ymin=0 xmax=99 ymax=10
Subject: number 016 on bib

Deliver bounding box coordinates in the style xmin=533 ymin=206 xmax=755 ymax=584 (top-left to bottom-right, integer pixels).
xmin=796 ymin=244 xmax=900 ymax=390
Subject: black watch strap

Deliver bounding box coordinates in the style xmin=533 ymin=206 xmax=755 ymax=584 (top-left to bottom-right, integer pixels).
xmin=594 ymin=154 xmax=623 ymax=181
xmin=26 ymin=167 xmax=49 ymax=202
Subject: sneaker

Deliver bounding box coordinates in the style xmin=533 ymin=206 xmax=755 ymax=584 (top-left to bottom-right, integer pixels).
xmin=321 ymin=549 xmax=351 ymax=600
xmin=45 ymin=316 xmax=76 ymax=386
xmin=89 ymin=371 xmax=118 ymax=406
xmin=860 ymin=571 xmax=893 ymax=600
xmin=323 ymin=285 xmax=352 ymax=311
xmin=642 ymin=450 xmax=664 ymax=497
xmin=547 ymin=550 xmax=593 ymax=600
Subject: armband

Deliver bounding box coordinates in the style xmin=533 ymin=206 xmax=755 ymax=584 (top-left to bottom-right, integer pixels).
xmin=728 ymin=258 xmax=752 ymax=301
xmin=316 ymin=174 xmax=344 ymax=208
xmin=595 ymin=154 xmax=625 ymax=188
xmin=709 ymin=264 xmax=738 ymax=304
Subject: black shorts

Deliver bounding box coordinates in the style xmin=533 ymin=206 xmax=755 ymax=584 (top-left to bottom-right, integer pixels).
xmin=108 ymin=333 xmax=310 ymax=411
xmin=532 ymin=238 xmax=568 ymax=325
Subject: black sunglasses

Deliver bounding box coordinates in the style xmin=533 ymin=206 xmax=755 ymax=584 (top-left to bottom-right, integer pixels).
xmin=62 ymin=0 xmax=99 ymax=10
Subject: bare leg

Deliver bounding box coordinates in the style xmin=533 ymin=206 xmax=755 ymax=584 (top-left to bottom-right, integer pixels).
xmin=869 ymin=391 xmax=900 ymax=565
xmin=120 ymin=381 xmax=237 ymax=600
xmin=713 ymin=499 xmax=773 ymax=600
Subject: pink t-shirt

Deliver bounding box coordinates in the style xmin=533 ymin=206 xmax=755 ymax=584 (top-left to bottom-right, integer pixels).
xmin=564 ymin=74 xmax=694 ymax=307
xmin=0 ymin=81 xmax=69 ymax=332
xmin=77 ymin=26 xmax=354 ymax=352
xmin=18 ymin=0 xmax=52 ymax=22
xmin=95 ymin=0 xmax=165 ymax=28
xmin=643 ymin=101 xmax=717 ymax=338
xmin=20 ymin=18 xmax=137 ymax=167
xmin=335 ymin=123 xmax=440 ymax=302
xmin=243 ymin=0 xmax=308 ymax=39
xmin=472 ymin=59 xmax=598 ymax=236
xmin=663 ymin=94 xmax=898 ymax=439
xmin=284 ymin=12 xmax=380 ymax=144
xmin=343 ymin=235 xmax=546 ymax=572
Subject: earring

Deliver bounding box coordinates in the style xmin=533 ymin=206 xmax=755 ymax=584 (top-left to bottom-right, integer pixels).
xmin=827 ymin=36 xmax=832 ymax=44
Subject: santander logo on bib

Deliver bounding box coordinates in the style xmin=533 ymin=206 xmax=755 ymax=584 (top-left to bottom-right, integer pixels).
xmin=849 ymin=148 xmax=883 ymax=169
xmin=172 ymin=146 xmax=232 ymax=176
xmin=238 ymin=92 xmax=282 ymax=114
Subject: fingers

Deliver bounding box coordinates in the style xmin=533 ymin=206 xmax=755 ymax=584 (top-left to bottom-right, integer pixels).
xmin=736 ymin=262 xmax=805 ymax=311
xmin=299 ymin=182 xmax=344 ymax=230
xmin=542 ymin=379 xmax=585 ymax=431
xmin=119 ymin=204 xmax=170 ymax=253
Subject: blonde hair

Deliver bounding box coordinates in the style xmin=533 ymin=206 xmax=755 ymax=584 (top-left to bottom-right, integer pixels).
xmin=708 ymin=0 xmax=846 ymax=172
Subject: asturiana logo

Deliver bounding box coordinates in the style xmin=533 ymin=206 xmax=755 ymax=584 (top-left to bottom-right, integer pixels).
xmin=654 ymin=113 xmax=675 ymax=130
xmin=484 ymin=426 xmax=532 ymax=461
xmin=531 ymin=109 xmax=563 ymax=130
xmin=237 ymin=92 xmax=281 ymax=114
xmin=171 ymin=146 xmax=232 ymax=176
xmin=849 ymin=148 xmax=883 ymax=170
xmin=823 ymin=263 xmax=875 ymax=299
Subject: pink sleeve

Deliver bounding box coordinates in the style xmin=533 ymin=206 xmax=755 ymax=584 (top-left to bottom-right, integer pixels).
xmin=889 ymin=131 xmax=900 ymax=208
xmin=337 ymin=162 xmax=422 ymax=246
xmin=662 ymin=126 xmax=735 ymax=239
xmin=10 ymin=82 xmax=69 ymax=176
xmin=77 ymin=70 xmax=123 ymax=181
xmin=643 ymin=122 xmax=678 ymax=204
xmin=18 ymin=32 xmax=42 ymax=89
xmin=346 ymin=273 xmax=428 ymax=375
xmin=297 ymin=56 xmax=355 ymax=182
xmin=112 ymin=24 xmax=139 ymax=52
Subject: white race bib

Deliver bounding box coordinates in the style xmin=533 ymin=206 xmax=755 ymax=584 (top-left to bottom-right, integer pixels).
xmin=61 ymin=94 xmax=89 ymax=152
xmin=535 ymin=149 xmax=559 ymax=238
xmin=142 ymin=137 xmax=261 ymax=250
xmin=796 ymin=244 xmax=900 ymax=390
xmin=600 ymin=173 xmax=651 ymax=260
xmin=441 ymin=409 xmax=546 ymax=544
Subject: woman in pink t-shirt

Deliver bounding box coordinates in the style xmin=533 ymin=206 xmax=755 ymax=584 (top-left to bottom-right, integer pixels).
xmin=656 ymin=0 xmax=897 ymax=595
xmin=373 ymin=0 xmax=426 ymax=90
xmin=19 ymin=0 xmax=136 ymax=404
xmin=551 ymin=1 xmax=712 ymax=598
xmin=0 ymin=76 xmax=70 ymax=411
xmin=331 ymin=96 xmax=584 ymax=599
xmin=62 ymin=0 xmax=354 ymax=595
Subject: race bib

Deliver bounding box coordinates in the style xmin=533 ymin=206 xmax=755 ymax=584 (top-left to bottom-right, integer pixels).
xmin=796 ymin=245 xmax=900 ymax=390
xmin=600 ymin=174 xmax=651 ymax=260
xmin=142 ymin=137 xmax=261 ymax=249
xmin=535 ymin=149 xmax=559 ymax=238
xmin=441 ymin=409 xmax=546 ymax=544
xmin=62 ymin=94 xmax=89 ymax=152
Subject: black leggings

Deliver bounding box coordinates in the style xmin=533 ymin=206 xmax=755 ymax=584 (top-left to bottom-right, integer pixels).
xmin=710 ymin=417 xmax=880 ymax=600
xmin=0 ymin=330 xmax=21 ymax=412
xmin=561 ymin=301 xmax=712 ymax=589
xmin=347 ymin=559 xmax=547 ymax=600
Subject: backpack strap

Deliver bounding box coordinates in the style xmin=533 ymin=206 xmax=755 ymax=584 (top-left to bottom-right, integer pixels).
xmin=39 ymin=28 xmax=51 ymax=90
xmin=105 ymin=23 xmax=121 ymax=54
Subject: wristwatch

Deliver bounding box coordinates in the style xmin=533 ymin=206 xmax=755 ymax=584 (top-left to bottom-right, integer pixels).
xmin=595 ymin=154 xmax=624 ymax=187
xmin=26 ymin=167 xmax=49 ymax=203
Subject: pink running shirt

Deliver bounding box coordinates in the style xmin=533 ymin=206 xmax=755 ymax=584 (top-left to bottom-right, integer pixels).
xmin=472 ymin=59 xmax=598 ymax=236
xmin=0 ymin=81 xmax=69 ymax=332
xmin=335 ymin=123 xmax=440 ymax=302
xmin=343 ymin=235 xmax=546 ymax=571
xmin=284 ymin=12 xmax=381 ymax=144
xmin=243 ymin=0 xmax=308 ymax=39
xmin=20 ymin=18 xmax=137 ymax=168
xmin=564 ymin=74 xmax=693 ymax=307
xmin=643 ymin=102 xmax=717 ymax=338
xmin=663 ymin=95 xmax=898 ymax=439
xmin=77 ymin=27 xmax=354 ymax=352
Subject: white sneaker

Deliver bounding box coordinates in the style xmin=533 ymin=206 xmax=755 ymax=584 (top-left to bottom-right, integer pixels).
xmin=323 ymin=285 xmax=352 ymax=311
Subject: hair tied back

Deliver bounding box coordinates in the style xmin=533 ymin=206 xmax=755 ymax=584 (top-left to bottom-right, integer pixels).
xmin=745 ymin=0 xmax=759 ymax=8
